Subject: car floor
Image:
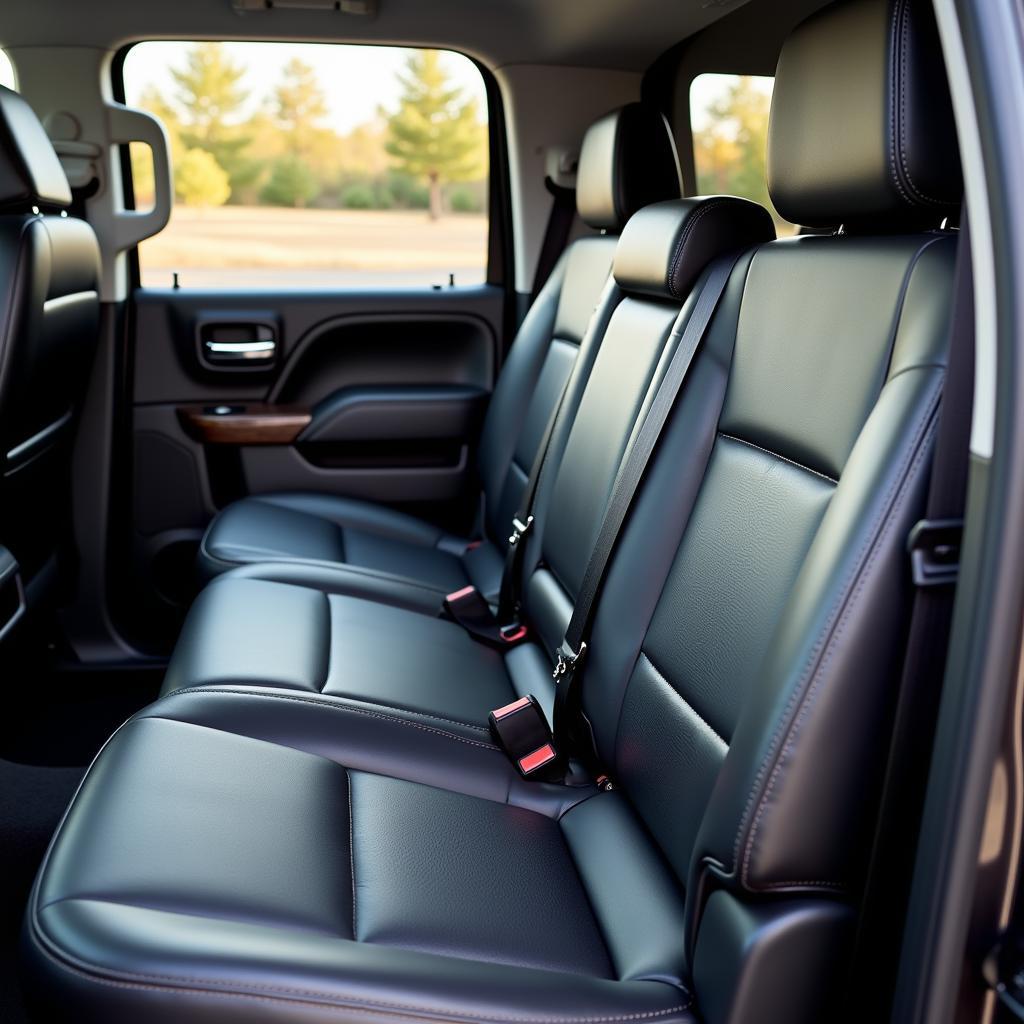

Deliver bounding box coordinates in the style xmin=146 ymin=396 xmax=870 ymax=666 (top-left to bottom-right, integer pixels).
xmin=0 ymin=631 xmax=164 ymax=1023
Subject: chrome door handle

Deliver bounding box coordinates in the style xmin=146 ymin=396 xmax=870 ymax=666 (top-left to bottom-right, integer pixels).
xmin=204 ymin=339 xmax=277 ymax=360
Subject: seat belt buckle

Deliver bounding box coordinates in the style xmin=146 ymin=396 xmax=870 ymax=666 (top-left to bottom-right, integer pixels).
xmin=508 ymin=515 xmax=533 ymax=547
xmin=552 ymin=640 xmax=586 ymax=679
xmin=489 ymin=695 xmax=564 ymax=781
xmin=908 ymin=518 xmax=963 ymax=587
xmin=445 ymin=586 xmax=528 ymax=646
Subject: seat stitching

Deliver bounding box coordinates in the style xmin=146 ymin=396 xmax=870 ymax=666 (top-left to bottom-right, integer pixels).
xmin=168 ymin=687 xmax=499 ymax=750
xmin=743 ymin=408 xmax=938 ymax=890
xmin=348 ymin=769 xmax=357 ymax=940
xmin=30 ymin=918 xmax=692 ymax=1024
xmin=892 ymin=0 xmax=947 ymax=208
xmin=734 ymin=376 xmax=941 ymax=890
xmin=717 ymin=433 xmax=839 ymax=485
xmin=666 ymin=200 xmax=729 ymax=299
xmin=638 ymin=652 xmax=729 ymax=750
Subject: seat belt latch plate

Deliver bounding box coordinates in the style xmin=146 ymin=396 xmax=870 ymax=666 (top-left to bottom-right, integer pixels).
xmin=908 ymin=518 xmax=963 ymax=587
xmin=553 ymin=640 xmax=586 ymax=680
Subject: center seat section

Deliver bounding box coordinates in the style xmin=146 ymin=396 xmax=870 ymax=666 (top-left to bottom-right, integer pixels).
xmin=159 ymin=196 xmax=776 ymax=734
xmin=23 ymin=1 xmax=964 ymax=1021
xmin=195 ymin=102 xmax=684 ymax=602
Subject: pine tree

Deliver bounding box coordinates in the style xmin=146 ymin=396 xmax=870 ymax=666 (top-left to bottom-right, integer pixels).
xmin=272 ymin=58 xmax=328 ymax=157
xmin=170 ymin=43 xmax=257 ymax=197
xmin=385 ymin=51 xmax=485 ymax=220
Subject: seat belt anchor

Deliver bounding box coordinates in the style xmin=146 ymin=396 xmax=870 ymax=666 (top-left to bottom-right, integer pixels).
xmin=508 ymin=515 xmax=534 ymax=547
xmin=553 ymin=640 xmax=586 ymax=679
xmin=908 ymin=517 xmax=963 ymax=587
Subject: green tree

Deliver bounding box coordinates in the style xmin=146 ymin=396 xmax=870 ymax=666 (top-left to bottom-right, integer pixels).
xmin=260 ymin=154 xmax=318 ymax=207
xmin=272 ymin=58 xmax=328 ymax=157
xmin=693 ymin=76 xmax=781 ymax=223
xmin=170 ymin=43 xmax=258 ymax=197
xmin=385 ymin=50 xmax=486 ymax=220
xmin=175 ymin=148 xmax=231 ymax=207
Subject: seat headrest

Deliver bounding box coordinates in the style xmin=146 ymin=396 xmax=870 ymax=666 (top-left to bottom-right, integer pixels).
xmin=768 ymin=0 xmax=961 ymax=229
xmin=0 ymin=87 xmax=72 ymax=213
xmin=576 ymin=103 xmax=682 ymax=232
xmin=613 ymin=197 xmax=775 ymax=301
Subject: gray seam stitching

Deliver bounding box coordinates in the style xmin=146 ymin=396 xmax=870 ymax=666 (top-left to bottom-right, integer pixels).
xmin=348 ymin=769 xmax=357 ymax=939
xmin=639 ymin=651 xmax=729 ymax=749
xmin=717 ymin=432 xmax=839 ymax=485
xmin=667 ymin=200 xmax=727 ymax=298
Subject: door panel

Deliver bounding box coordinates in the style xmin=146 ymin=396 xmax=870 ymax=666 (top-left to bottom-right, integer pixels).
xmin=127 ymin=284 xmax=503 ymax=651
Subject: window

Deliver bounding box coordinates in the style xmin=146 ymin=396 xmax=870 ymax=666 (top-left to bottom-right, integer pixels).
xmin=122 ymin=42 xmax=489 ymax=289
xmin=0 ymin=51 xmax=15 ymax=91
xmin=690 ymin=73 xmax=795 ymax=236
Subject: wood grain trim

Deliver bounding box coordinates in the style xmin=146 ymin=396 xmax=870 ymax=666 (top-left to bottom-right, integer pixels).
xmin=177 ymin=404 xmax=311 ymax=445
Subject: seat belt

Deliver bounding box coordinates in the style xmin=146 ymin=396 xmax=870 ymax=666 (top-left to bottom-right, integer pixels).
xmin=845 ymin=217 xmax=973 ymax=1020
xmin=548 ymin=252 xmax=743 ymax=762
xmin=488 ymin=253 xmax=742 ymax=776
xmin=445 ymin=279 xmax=616 ymax=647
xmin=531 ymin=176 xmax=576 ymax=301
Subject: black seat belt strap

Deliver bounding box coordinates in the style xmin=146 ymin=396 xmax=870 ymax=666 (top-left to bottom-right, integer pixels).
xmin=531 ymin=176 xmax=576 ymax=301
xmin=552 ymin=252 xmax=743 ymax=756
xmin=846 ymin=216 xmax=973 ymax=1018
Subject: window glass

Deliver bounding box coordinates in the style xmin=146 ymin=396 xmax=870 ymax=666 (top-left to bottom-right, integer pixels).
xmin=690 ymin=73 xmax=795 ymax=236
xmin=123 ymin=42 xmax=489 ymax=288
xmin=0 ymin=51 xmax=15 ymax=91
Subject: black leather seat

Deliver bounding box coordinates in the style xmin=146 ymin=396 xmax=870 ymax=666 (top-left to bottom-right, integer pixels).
xmin=23 ymin=1 xmax=963 ymax=1021
xmin=159 ymin=195 xmax=776 ymax=733
xmin=0 ymin=86 xmax=100 ymax=590
xmin=197 ymin=102 xmax=683 ymax=598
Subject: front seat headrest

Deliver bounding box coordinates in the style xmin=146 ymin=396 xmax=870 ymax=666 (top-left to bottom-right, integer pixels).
xmin=768 ymin=0 xmax=962 ymax=229
xmin=0 ymin=86 xmax=72 ymax=213
xmin=576 ymin=103 xmax=683 ymax=232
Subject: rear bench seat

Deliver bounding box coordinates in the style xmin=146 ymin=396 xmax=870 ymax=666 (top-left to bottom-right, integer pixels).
xmin=160 ymin=195 xmax=776 ymax=729
xmin=23 ymin=1 xmax=963 ymax=1022
xmin=197 ymin=102 xmax=684 ymax=601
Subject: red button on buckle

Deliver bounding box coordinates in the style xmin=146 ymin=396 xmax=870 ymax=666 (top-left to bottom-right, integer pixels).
xmin=518 ymin=743 xmax=557 ymax=775
xmin=492 ymin=696 xmax=532 ymax=720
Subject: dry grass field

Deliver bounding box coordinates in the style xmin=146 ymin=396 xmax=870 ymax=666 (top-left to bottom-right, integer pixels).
xmin=138 ymin=205 xmax=489 ymax=289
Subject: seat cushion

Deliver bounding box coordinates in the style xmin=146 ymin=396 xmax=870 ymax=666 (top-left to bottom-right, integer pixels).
xmin=25 ymin=689 xmax=694 ymax=1024
xmin=161 ymin=570 xmax=557 ymax=734
xmin=199 ymin=492 xmax=505 ymax=601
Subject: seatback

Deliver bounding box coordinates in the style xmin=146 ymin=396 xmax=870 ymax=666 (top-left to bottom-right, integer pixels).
xmin=522 ymin=197 xmax=776 ymax=657
xmin=477 ymin=103 xmax=682 ymax=545
xmin=573 ymin=0 xmax=960 ymax=1017
xmin=0 ymin=86 xmax=100 ymax=583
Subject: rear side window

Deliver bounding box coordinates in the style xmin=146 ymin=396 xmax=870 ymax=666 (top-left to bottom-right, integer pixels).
xmin=122 ymin=42 xmax=490 ymax=289
xmin=689 ymin=73 xmax=795 ymax=236
xmin=0 ymin=51 xmax=15 ymax=90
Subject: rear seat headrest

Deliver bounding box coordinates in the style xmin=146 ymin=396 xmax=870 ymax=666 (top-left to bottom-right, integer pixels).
xmin=613 ymin=197 xmax=775 ymax=301
xmin=576 ymin=103 xmax=682 ymax=232
xmin=0 ymin=86 xmax=72 ymax=213
xmin=768 ymin=0 xmax=961 ymax=229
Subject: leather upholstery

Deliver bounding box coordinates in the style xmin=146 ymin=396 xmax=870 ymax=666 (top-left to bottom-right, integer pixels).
xmin=0 ymin=86 xmax=72 ymax=211
xmin=613 ymin=198 xmax=775 ymax=300
xmin=25 ymin=3 xmax=964 ymax=1022
xmin=576 ymin=103 xmax=683 ymax=232
xmin=768 ymin=0 xmax=961 ymax=228
xmin=0 ymin=90 xmax=99 ymax=584
xmin=199 ymin=103 xmax=683 ymax=591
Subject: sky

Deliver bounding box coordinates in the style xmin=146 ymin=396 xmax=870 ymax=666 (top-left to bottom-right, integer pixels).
xmin=689 ymin=72 xmax=773 ymax=133
xmin=0 ymin=50 xmax=13 ymax=90
xmin=122 ymin=41 xmax=487 ymax=134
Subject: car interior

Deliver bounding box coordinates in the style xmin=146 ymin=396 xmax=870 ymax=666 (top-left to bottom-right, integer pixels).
xmin=0 ymin=0 xmax=1022 ymax=1021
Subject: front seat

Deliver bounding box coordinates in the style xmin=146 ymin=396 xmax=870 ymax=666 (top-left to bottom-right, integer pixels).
xmin=0 ymin=85 xmax=100 ymax=596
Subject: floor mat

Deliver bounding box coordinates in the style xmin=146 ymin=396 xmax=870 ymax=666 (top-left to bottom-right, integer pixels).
xmin=0 ymin=760 xmax=82 ymax=1023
